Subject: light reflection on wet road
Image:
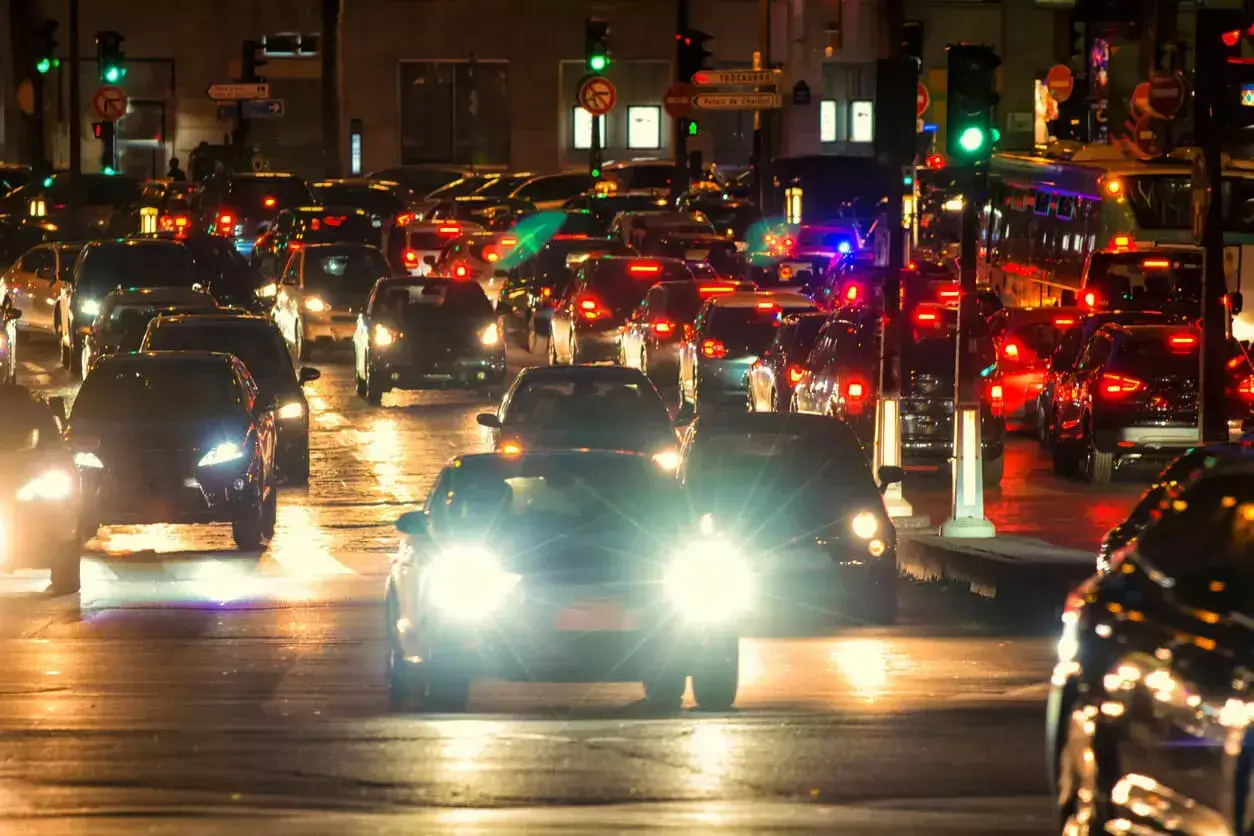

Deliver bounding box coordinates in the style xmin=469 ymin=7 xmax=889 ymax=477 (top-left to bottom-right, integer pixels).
xmin=0 ymin=334 xmax=1135 ymax=833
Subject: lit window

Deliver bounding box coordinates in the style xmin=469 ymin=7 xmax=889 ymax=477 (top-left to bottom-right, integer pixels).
xmin=849 ymin=100 xmax=874 ymax=143
xmin=820 ymin=100 xmax=837 ymax=143
xmin=572 ymin=107 xmax=607 ymax=151
xmin=627 ymin=106 xmax=661 ymax=150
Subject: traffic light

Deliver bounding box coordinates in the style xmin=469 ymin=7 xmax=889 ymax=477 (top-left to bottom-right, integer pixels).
xmin=242 ymin=39 xmax=267 ymax=83
xmin=94 ymin=120 xmax=116 ymax=173
xmin=1196 ymin=10 xmax=1254 ymax=135
xmin=900 ymin=20 xmax=924 ymax=73
xmin=946 ymin=44 xmax=1000 ymax=163
xmin=96 ymin=31 xmax=125 ymax=83
xmin=676 ymin=29 xmax=713 ymax=83
xmin=34 ymin=20 xmax=59 ymax=75
xmin=585 ymin=19 xmax=610 ymax=74
xmin=684 ymin=118 xmax=699 ymax=137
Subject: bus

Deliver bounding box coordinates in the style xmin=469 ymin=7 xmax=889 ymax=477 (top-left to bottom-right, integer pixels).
xmin=978 ymin=144 xmax=1254 ymax=311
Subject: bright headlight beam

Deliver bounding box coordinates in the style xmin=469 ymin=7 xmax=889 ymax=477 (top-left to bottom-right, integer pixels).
xmin=73 ymin=451 xmax=104 ymax=469
xmin=651 ymin=449 xmax=680 ymax=471
xmin=851 ymin=511 xmax=879 ymax=539
xmin=479 ymin=322 xmax=501 ymax=346
xmin=373 ymin=323 xmax=395 ymax=347
xmin=665 ymin=539 xmax=754 ymax=622
xmin=79 ymin=299 xmax=101 ymax=317
xmin=198 ymin=441 xmax=245 ymax=467
xmin=16 ymin=470 xmax=74 ymax=502
xmin=277 ymin=402 xmax=304 ymax=421
xmin=427 ymin=544 xmax=520 ymax=620
xmin=305 ymin=297 xmax=328 ymax=313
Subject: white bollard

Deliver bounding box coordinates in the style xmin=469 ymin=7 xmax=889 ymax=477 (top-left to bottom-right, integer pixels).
xmin=940 ymin=405 xmax=996 ymax=538
xmin=873 ymin=395 xmax=913 ymax=518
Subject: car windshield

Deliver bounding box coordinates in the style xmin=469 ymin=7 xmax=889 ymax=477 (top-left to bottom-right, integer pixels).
xmin=706 ymin=305 xmax=788 ymax=355
xmin=72 ymin=363 xmax=241 ymax=422
xmin=375 ymin=281 xmax=493 ymax=322
xmin=103 ymin=302 xmax=210 ymax=339
xmin=505 ymin=376 xmax=670 ymax=428
xmin=607 ymin=166 xmax=673 ymax=191
xmin=295 ymin=214 xmax=381 ymax=247
xmin=474 ymin=176 xmax=531 ymax=198
xmin=1111 ymin=336 xmax=1203 ymax=377
xmin=590 ymin=261 xmax=691 ymax=312
xmin=48 ymin=176 xmax=141 ymax=207
xmin=428 ymin=176 xmax=491 ymax=199
xmin=1087 ymin=253 xmax=1203 ymax=308
xmin=304 ymin=248 xmax=391 ymax=291
xmin=1009 ymin=320 xmax=1073 ymax=358
xmin=311 ymin=185 xmax=405 ymax=217
xmin=145 ymin=323 xmax=293 ymax=379
xmin=534 ymin=240 xmax=633 ymax=286
xmin=226 ymin=178 xmax=312 ymax=216
xmin=76 ymin=244 xmax=197 ymax=298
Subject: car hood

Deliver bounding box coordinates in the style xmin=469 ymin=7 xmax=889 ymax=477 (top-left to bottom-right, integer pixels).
xmin=504 ymin=425 xmax=676 ymax=453
xmin=68 ymin=417 xmax=250 ymax=454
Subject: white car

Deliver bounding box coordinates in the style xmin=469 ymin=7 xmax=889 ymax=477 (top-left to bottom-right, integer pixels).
xmin=398 ymin=220 xmax=485 ymax=276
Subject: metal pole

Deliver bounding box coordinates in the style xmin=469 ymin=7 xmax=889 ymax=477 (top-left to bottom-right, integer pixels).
xmin=590 ymin=110 xmax=601 ymax=177
xmin=68 ymin=0 xmax=80 ymax=201
xmin=321 ymin=0 xmax=343 ymax=177
xmin=672 ymin=0 xmax=689 ymax=203
xmin=754 ymin=0 xmax=771 ymax=213
xmin=1200 ymin=119 xmax=1228 ymax=444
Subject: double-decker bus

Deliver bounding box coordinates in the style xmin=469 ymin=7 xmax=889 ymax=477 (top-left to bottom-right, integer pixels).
xmin=978 ymin=144 xmax=1254 ymax=312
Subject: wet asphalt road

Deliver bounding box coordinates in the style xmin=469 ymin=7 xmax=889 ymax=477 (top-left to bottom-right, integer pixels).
xmin=0 ymin=332 xmax=1138 ymax=834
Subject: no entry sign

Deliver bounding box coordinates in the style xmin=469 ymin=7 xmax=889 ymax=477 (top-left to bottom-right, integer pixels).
xmin=916 ymin=82 xmax=930 ymax=117
xmin=1148 ymin=72 xmax=1186 ymax=118
xmin=1045 ymin=65 xmax=1074 ymax=103
xmin=578 ymin=76 xmax=617 ymax=116
xmin=663 ymin=82 xmax=694 ymax=118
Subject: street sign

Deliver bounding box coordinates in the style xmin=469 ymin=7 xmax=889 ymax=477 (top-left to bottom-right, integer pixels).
xmin=217 ymin=99 xmax=286 ymax=119
xmin=207 ymin=82 xmax=270 ymax=101
xmin=577 ymin=76 xmax=616 ymax=115
xmin=691 ymin=69 xmax=778 ymax=86
xmin=1148 ymin=72 xmax=1186 ymax=118
xmin=792 ymin=81 xmax=811 ymax=106
xmin=92 ymin=85 xmax=127 ymax=121
xmin=692 ymin=92 xmax=781 ymax=110
xmin=1045 ymin=64 xmax=1074 ymax=103
xmin=916 ymin=82 xmax=930 ymax=117
xmin=1131 ymin=114 xmax=1160 ymax=159
xmin=1131 ymin=81 xmax=1151 ymax=117
xmin=663 ymin=82 xmax=694 ymax=118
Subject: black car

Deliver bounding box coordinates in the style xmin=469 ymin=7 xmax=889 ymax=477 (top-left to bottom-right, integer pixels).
xmin=745 ymin=311 xmax=829 ymax=413
xmin=68 ymin=351 xmax=280 ymax=550
xmin=0 ymin=173 xmax=141 ymax=247
xmin=353 ymin=276 xmax=506 ymax=405
xmin=195 ymin=172 xmax=316 ymax=258
xmin=1049 ymin=459 xmax=1254 ymax=835
xmin=677 ymin=411 xmax=901 ymax=624
xmin=476 ymin=365 xmax=680 ymax=469
xmin=560 ymin=192 xmax=671 ymax=229
xmin=640 ymin=231 xmax=745 ymax=281
xmin=366 ymin=166 xmax=466 ymax=198
xmin=385 ymin=450 xmax=742 ymax=712
xmin=251 ymin=206 xmax=381 ymax=279
xmin=428 ymin=196 xmax=535 ymax=230
xmin=142 ymin=313 xmax=321 ymax=484
xmin=64 ymin=238 xmax=200 ymax=374
xmin=618 ymin=280 xmax=750 ymax=383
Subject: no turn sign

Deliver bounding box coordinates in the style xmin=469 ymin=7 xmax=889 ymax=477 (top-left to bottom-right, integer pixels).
xmin=92 ymin=85 xmax=127 ymax=121
xmin=578 ymin=76 xmax=617 ymax=116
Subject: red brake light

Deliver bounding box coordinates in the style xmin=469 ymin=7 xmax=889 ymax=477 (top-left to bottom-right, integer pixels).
xmin=925 ymin=154 xmax=945 ymax=170
xmin=579 ymin=299 xmax=598 ymax=311
xmin=1239 ymin=375 xmax=1254 ymax=399
xmin=1083 ymin=291 xmax=1098 ymax=308
xmin=173 ymin=215 xmax=189 ymax=227
xmin=700 ymin=338 xmax=727 ymax=359
xmin=453 ymin=264 xmax=469 ymax=278
xmin=216 ymin=212 xmax=234 ymax=231
xmin=500 ymin=236 xmax=518 ymax=247
xmin=756 ymin=301 xmax=777 ymax=310
xmin=787 ymin=364 xmax=804 ymax=385
xmin=403 ymin=249 xmax=418 ymax=265
xmin=846 ymin=381 xmax=865 ymax=399
xmin=1099 ymin=373 xmax=1144 ymax=397
xmin=698 ymin=285 xmax=734 ymax=295
xmin=262 ymin=196 xmax=277 ymax=209
xmin=844 ymin=379 xmax=868 ymax=415
xmin=1143 ymin=258 xmax=1171 ymax=269
xmin=553 ymin=233 xmax=589 ymax=240
xmin=288 ymin=241 xmax=304 ymax=252
xmin=1054 ymin=316 xmax=1076 ymax=326
xmin=652 ymin=320 xmax=674 ymax=335
xmin=438 ymin=225 xmax=460 ymax=235
xmin=628 ymin=262 xmax=662 ymax=275
xmin=988 ymin=383 xmax=1005 ymax=417
xmin=938 ymin=286 xmax=961 ymax=301
xmin=577 ymin=296 xmax=605 ymax=319
xmin=1168 ymin=334 xmax=1198 ymax=349
xmin=1110 ymin=234 xmax=1133 ymax=250
xmin=1002 ymin=341 xmax=1020 ymax=360
xmin=845 ymin=285 xmax=860 ymax=301
xmin=395 ymin=213 xmax=414 ymax=227
xmin=906 ymin=261 xmax=918 ymax=271
xmin=323 ymin=216 xmax=345 ymax=227
xmin=485 ymin=249 xmax=500 ymax=263
xmin=783 ymin=238 xmax=794 ymax=248
xmin=915 ymin=310 xmax=938 ymax=323
xmin=1223 ymin=29 xmax=1242 ymax=47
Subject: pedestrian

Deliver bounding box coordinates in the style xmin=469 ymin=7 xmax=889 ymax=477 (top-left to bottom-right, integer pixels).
xmin=167 ymin=157 xmax=187 ymax=181
xmin=189 ymin=141 xmax=211 ymax=182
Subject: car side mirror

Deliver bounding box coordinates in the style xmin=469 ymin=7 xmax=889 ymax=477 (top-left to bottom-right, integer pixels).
xmin=673 ymin=401 xmax=697 ymax=427
xmin=476 ymin=412 xmax=501 ymax=428
xmin=3 ymin=306 xmax=21 ymax=322
xmin=299 ymin=366 xmax=321 ymax=384
xmin=395 ymin=510 xmax=429 ymax=536
xmin=1060 ymin=290 xmax=1077 ymax=307
xmin=877 ymin=465 xmax=904 ymax=494
xmin=1230 ymin=291 xmax=1244 ymax=316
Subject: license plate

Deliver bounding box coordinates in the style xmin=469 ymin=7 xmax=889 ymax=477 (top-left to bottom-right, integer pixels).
xmin=555 ymin=599 xmax=636 ymax=631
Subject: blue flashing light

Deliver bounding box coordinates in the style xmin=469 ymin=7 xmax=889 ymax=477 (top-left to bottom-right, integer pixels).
xmin=922 ymin=123 xmax=939 ymax=133
xmin=837 ymin=241 xmax=852 ymax=254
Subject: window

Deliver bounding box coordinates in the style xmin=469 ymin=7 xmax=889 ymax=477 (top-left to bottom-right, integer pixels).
xmin=627 ymin=106 xmax=662 ymax=149
xmin=849 ymin=100 xmax=874 ymax=143
xmin=820 ymin=100 xmax=837 ymax=143
xmin=572 ymin=107 xmax=607 ymax=150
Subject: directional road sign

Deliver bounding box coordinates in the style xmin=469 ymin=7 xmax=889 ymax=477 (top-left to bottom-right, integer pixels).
xmin=217 ymin=99 xmax=286 ymax=119
xmin=691 ymin=69 xmax=779 ymax=87
xmin=207 ymin=82 xmax=270 ymax=101
xmin=692 ymin=92 xmax=781 ymax=110
xmin=92 ymin=85 xmax=128 ymax=121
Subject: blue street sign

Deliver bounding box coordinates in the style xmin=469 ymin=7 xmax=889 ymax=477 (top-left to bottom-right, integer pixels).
xmin=217 ymin=99 xmax=285 ymax=119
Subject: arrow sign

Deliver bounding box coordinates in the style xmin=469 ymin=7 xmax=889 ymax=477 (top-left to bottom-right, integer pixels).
xmin=692 ymin=92 xmax=781 ymax=110
xmin=207 ymin=82 xmax=270 ymax=101
xmin=691 ymin=69 xmax=779 ymax=86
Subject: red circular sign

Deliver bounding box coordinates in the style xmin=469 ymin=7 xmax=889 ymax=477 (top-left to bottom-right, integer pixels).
xmin=916 ymin=82 xmax=930 ymax=117
xmin=1045 ymin=65 xmax=1074 ymax=103
xmin=1132 ymin=114 xmax=1160 ymax=159
xmin=1131 ymin=81 xmax=1151 ymax=117
xmin=1148 ymin=72 xmax=1186 ymax=118
xmin=92 ymin=84 xmax=128 ymax=121
xmin=578 ymin=76 xmax=617 ymax=116
xmin=664 ymin=82 xmax=694 ymax=119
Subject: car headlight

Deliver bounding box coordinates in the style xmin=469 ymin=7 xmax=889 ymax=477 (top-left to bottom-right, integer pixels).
xmin=198 ymin=441 xmax=246 ymax=467
xmin=305 ymin=297 xmax=328 ymax=313
xmin=73 ymin=451 xmax=104 ymax=469
xmin=665 ymin=539 xmax=754 ymax=622
xmin=256 ymin=283 xmax=277 ymax=299
xmin=16 ymin=469 xmax=75 ymax=502
xmin=479 ymin=322 xmax=500 ymax=346
xmin=373 ymin=323 xmax=396 ymax=347
xmin=79 ymin=298 xmax=100 ymax=317
xmin=427 ymin=544 xmax=521 ymax=620
xmin=277 ymin=401 xmax=304 ymax=421
xmin=851 ymin=511 xmax=879 ymax=539
xmin=652 ymin=448 xmax=680 ymax=472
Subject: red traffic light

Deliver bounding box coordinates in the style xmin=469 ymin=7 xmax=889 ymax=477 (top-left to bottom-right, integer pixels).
xmin=925 ymin=154 xmax=945 ymax=169
xmin=92 ymin=122 xmax=103 ymax=139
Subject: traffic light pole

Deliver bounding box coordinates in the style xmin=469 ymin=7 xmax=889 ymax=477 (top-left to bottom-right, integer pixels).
xmin=671 ymin=0 xmax=690 ymax=203
xmin=68 ymin=0 xmax=81 ymax=202
xmin=31 ymin=76 xmax=47 ymax=174
xmin=590 ymin=114 xmax=602 ymax=178
xmin=753 ymin=0 xmax=772 ymax=213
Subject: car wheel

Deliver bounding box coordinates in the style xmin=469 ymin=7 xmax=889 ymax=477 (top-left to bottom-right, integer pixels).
xmin=364 ymin=366 xmax=386 ymax=406
xmin=60 ymin=336 xmax=72 ymax=369
xmin=422 ymin=675 xmax=470 ymax=713
xmin=643 ymin=671 xmax=686 ymax=712
xmin=48 ymin=543 xmax=81 ymax=594
xmin=354 ymin=368 xmax=367 ymax=397
xmin=386 ymin=596 xmax=423 ymax=711
xmin=1056 ymin=703 xmax=1115 ymax=835
xmin=285 ymin=448 xmax=311 ymax=485
xmin=983 ymin=453 xmax=1005 ymax=488
xmin=745 ymin=387 xmax=756 ymax=413
xmin=691 ymin=640 xmax=739 ymax=711
xmin=232 ymin=501 xmax=266 ymax=551
xmin=1086 ymin=437 xmax=1113 ymax=486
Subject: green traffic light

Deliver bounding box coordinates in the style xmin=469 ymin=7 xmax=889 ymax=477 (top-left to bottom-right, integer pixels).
xmin=588 ymin=54 xmax=608 ymax=72
xmin=103 ymin=65 xmax=124 ymax=83
xmin=42 ymin=176 xmax=53 ymax=188
xmin=687 ymin=120 xmax=698 ymax=137
xmin=591 ymin=167 xmax=601 ymax=178
xmin=102 ymin=166 xmax=116 ymax=175
xmin=958 ymin=126 xmax=986 ymax=153
xmin=35 ymin=57 xmax=52 ymax=74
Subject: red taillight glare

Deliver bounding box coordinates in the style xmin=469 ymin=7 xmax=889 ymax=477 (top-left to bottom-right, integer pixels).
xmin=1099 ymin=373 xmax=1144 ymax=396
xmin=652 ymin=321 xmax=674 ymax=335
xmin=787 ymin=365 xmax=804 ymax=385
xmin=628 ymin=262 xmax=662 ymax=275
xmin=403 ymin=249 xmax=418 ymax=265
xmin=700 ymin=338 xmax=727 ymax=359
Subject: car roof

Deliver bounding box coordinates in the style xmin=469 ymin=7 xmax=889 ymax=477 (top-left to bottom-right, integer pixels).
xmin=302 ymin=241 xmax=382 ymax=252
xmin=291 ymin=206 xmax=369 ymax=216
xmin=97 ymin=350 xmax=237 ymax=369
xmin=592 ymin=255 xmax=687 ymax=266
xmin=1000 ymin=306 xmax=1084 ymax=323
xmin=449 ymin=449 xmax=652 ymax=471
xmin=707 ymin=291 xmax=815 ymax=309
xmin=1100 ymin=323 xmax=1197 ymax=338
xmin=87 ymin=238 xmax=185 ymax=250
xmin=516 ymin=364 xmax=652 ymax=383
xmin=153 ymin=312 xmax=271 ymax=327
xmin=228 ymin=172 xmax=302 ymax=181
xmin=690 ymin=411 xmax=867 ymax=446
xmin=104 ymin=286 xmax=209 ymax=301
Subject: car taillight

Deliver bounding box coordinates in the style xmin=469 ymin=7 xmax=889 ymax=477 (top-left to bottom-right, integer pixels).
xmin=578 ymin=296 xmax=604 ymax=319
xmin=698 ymin=284 xmax=734 ymax=295
xmin=484 ymin=248 xmax=501 ymax=263
xmin=988 ymin=383 xmax=1005 ymax=417
xmin=1168 ymin=334 xmax=1198 ymax=350
xmin=756 ymin=301 xmax=777 ymax=310
xmin=500 ymin=236 xmax=518 ymax=247
xmin=215 ymin=212 xmax=234 ymax=234
xmin=787 ymin=364 xmax=805 ymax=385
xmin=844 ymin=380 xmax=868 ymax=415
xmin=1054 ymin=316 xmax=1076 ymax=326
xmin=845 ymin=285 xmax=860 ymax=302
xmin=453 ymin=264 xmax=469 ymax=279
xmin=937 ymin=286 xmax=961 ymax=303
xmin=1098 ymin=373 xmax=1144 ymax=397
xmin=700 ymin=338 xmax=727 ymax=359
xmin=403 ymin=249 xmax=418 ymax=266
xmin=288 ymin=241 xmax=304 ymax=252
xmin=438 ymin=225 xmax=460 ymax=236
xmin=395 ymin=213 xmax=414 ymax=227
xmin=915 ymin=310 xmax=939 ymax=324
xmin=262 ymin=196 xmax=277 ymax=210
xmin=652 ymin=320 xmax=674 ymax=336
xmin=628 ymin=262 xmax=662 ymax=276
xmin=1002 ymin=341 xmax=1020 ymax=361
xmin=1239 ymin=376 xmax=1254 ymax=400
xmin=1083 ymin=291 xmax=1098 ymax=309
xmin=1110 ymin=234 xmax=1134 ymax=251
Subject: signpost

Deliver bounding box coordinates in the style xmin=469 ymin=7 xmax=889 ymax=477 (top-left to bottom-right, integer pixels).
xmin=1148 ymin=72 xmax=1186 ymax=118
xmin=577 ymin=76 xmax=617 ymax=115
xmin=691 ymin=69 xmax=779 ymax=86
xmin=663 ymin=82 xmax=694 ymax=118
xmin=91 ymin=84 xmax=127 ymax=121
xmin=693 ymin=92 xmax=781 ymax=110
xmin=207 ymin=82 xmax=270 ymax=101
xmin=1045 ymin=64 xmax=1074 ymax=102
xmin=916 ymin=82 xmax=930 ymax=117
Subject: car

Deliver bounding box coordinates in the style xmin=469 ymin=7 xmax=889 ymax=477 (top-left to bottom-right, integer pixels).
xmin=1076 ymin=248 xmax=1203 ymax=315
xmin=111 ymin=179 xmax=201 ymax=238
xmin=475 ymin=365 xmax=681 ymax=468
xmin=548 ymin=256 xmax=692 ymax=365
xmin=308 ymin=179 xmax=420 ymax=269
xmin=0 ymin=386 xmax=81 ymax=591
xmin=1048 ymin=459 xmax=1254 ymax=835
xmin=471 ymin=172 xmax=537 ymax=199
xmin=508 ymin=172 xmax=597 ymax=211
xmin=609 ymin=210 xmax=714 ymax=250
xmin=560 ymin=192 xmax=671 ymax=230
xmin=62 ymin=239 xmax=201 ymax=374
xmin=599 ymin=160 xmax=678 ymax=194
xmin=195 ymin=171 xmax=316 ymax=257
xmin=427 ymin=195 xmax=535 ymax=229
xmin=0 ymin=172 xmax=141 ymax=238
xmin=1050 ymin=324 xmax=1254 ymax=483
xmin=272 ymin=242 xmax=393 ymax=360
xmin=746 ymin=311 xmax=830 ymax=413
xmin=67 ymin=351 xmax=280 ymax=550
xmin=142 ymin=312 xmax=321 ymax=484
xmin=677 ymin=411 xmax=901 ymax=624
xmin=398 ymin=219 xmax=485 ymax=276
xmin=0 ymin=241 xmax=81 ymax=334
xmin=0 ymin=298 xmax=21 ymax=383
xmin=80 ymin=286 xmax=219 ymax=379
xmin=769 ymin=224 xmax=862 ymax=286
xmin=432 ymin=230 xmax=522 ymax=305
xmin=353 ymin=276 xmax=505 ymax=404
xmin=251 ymin=206 xmax=381 ymax=279
xmin=385 ymin=449 xmax=743 ymax=712
xmin=424 ymin=174 xmax=500 ymax=204
xmin=620 ymin=281 xmax=752 ymax=382
xmin=639 ymin=230 xmax=745 ymax=280
xmin=365 ymin=166 xmax=467 ymax=198
xmin=986 ymin=306 xmax=1084 ymax=433
xmin=676 ymin=196 xmax=761 ymax=243
xmin=678 ymin=291 xmax=819 ymax=411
